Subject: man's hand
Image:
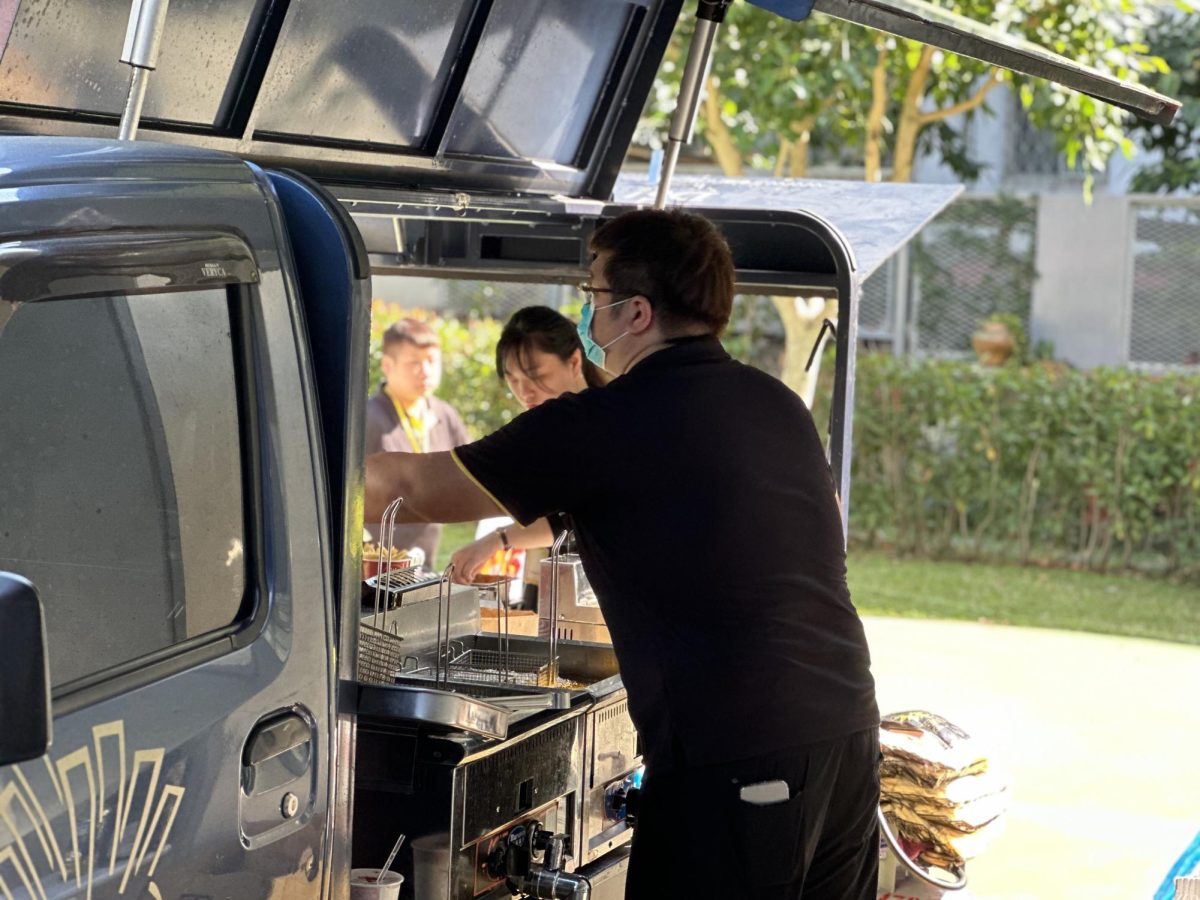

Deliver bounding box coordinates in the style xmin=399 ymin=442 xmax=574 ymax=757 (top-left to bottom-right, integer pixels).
xmin=365 ymin=451 xmax=505 ymax=524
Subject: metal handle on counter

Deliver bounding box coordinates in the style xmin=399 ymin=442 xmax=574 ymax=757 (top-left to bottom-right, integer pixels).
xmin=516 ymin=865 xmax=591 ymax=899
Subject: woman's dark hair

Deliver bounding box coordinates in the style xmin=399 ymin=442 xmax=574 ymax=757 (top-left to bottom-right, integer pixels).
xmin=496 ymin=306 xmax=606 ymax=390
xmin=590 ymin=208 xmax=734 ymax=335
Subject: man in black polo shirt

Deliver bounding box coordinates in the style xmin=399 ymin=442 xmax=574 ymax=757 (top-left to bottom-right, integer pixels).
xmin=365 ymin=209 xmax=879 ymax=899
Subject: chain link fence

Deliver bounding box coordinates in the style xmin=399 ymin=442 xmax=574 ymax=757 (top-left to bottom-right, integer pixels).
xmin=906 ymin=195 xmax=1038 ymax=356
xmin=857 ymin=195 xmax=1039 ymax=358
xmin=1130 ymin=200 xmax=1200 ymax=368
xmin=858 ymin=256 xmax=895 ymax=346
xmin=862 ymin=194 xmax=1199 ymax=370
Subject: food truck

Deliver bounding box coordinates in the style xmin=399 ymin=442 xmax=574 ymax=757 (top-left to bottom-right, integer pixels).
xmin=0 ymin=1 xmax=1177 ymax=897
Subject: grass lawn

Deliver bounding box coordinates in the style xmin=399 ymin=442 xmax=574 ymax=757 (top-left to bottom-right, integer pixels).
xmin=848 ymin=550 xmax=1200 ymax=646
xmin=435 ymin=524 xmax=1200 ymax=646
xmin=434 ymin=521 xmax=484 ymax=572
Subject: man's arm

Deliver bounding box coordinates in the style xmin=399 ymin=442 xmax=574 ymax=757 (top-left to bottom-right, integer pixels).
xmin=365 ymin=450 xmax=504 ymax=524
xmin=364 ymin=400 xmax=386 ymax=455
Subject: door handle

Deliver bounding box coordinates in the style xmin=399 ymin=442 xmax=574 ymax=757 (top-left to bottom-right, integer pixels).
xmin=241 ymin=711 xmax=313 ymax=796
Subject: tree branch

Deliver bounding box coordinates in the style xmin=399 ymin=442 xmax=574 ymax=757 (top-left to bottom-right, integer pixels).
xmin=789 ymin=132 xmax=810 ymax=178
xmin=865 ymin=40 xmax=890 ymax=183
xmin=702 ymin=76 xmax=745 ymax=177
xmin=774 ymin=138 xmax=792 ymax=177
xmin=891 ymin=44 xmax=935 ymax=183
xmin=918 ymin=69 xmax=1003 ymax=126
xmin=781 ymin=112 xmax=818 ymax=178
xmin=903 ymin=45 xmax=937 ymax=121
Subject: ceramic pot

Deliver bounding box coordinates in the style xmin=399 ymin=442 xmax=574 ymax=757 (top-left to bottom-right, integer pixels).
xmin=971 ymin=321 xmax=1016 ymax=367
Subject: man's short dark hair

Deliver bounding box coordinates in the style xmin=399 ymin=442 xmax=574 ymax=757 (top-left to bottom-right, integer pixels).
xmin=382 ymin=317 xmax=440 ymax=354
xmin=590 ymin=209 xmax=734 ymax=335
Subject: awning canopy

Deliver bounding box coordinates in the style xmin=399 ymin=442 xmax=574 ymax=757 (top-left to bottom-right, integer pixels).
xmin=342 ymin=173 xmax=958 ymax=291
xmin=613 ymin=173 xmax=963 ymax=281
xmin=0 ymin=0 xmax=683 ymax=199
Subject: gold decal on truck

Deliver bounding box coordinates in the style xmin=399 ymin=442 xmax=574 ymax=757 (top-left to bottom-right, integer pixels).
xmin=0 ymin=720 xmax=186 ymax=898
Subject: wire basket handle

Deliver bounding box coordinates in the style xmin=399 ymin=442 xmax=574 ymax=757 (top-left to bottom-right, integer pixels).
xmin=373 ymin=497 xmax=405 ymax=631
xmin=546 ymin=529 xmax=571 ymax=681
xmin=435 ymin=562 xmax=456 ymax=688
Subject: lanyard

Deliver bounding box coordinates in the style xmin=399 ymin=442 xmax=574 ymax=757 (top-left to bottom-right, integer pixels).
xmin=388 ymin=391 xmax=430 ymax=453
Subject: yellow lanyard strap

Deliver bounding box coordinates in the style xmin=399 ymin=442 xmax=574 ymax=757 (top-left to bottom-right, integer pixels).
xmin=389 ymin=393 xmax=429 ymax=453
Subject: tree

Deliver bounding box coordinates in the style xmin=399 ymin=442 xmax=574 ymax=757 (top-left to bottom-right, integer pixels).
xmin=646 ymin=2 xmax=1167 ymax=184
xmin=1129 ymin=8 xmax=1200 ymax=194
xmin=639 ymin=1 xmax=1168 ymax=397
xmin=638 ymin=9 xmax=871 ymax=179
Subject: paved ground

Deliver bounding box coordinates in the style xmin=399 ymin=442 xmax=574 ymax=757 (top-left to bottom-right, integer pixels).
xmin=865 ymin=616 xmax=1200 ymax=900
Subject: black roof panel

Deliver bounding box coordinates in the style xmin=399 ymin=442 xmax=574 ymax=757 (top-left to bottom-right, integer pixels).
xmin=251 ymin=0 xmax=475 ymax=150
xmin=0 ymin=0 xmax=264 ymax=128
xmin=442 ymin=0 xmax=642 ymax=168
xmin=0 ymin=0 xmax=681 ymax=199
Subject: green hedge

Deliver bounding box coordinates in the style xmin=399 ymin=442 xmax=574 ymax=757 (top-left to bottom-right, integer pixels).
xmin=368 ymin=300 xmax=1200 ymax=578
xmin=850 ymin=355 xmax=1200 ymax=576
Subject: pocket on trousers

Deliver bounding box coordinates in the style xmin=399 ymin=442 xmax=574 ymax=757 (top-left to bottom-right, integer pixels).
xmin=732 ymin=787 xmax=805 ymax=887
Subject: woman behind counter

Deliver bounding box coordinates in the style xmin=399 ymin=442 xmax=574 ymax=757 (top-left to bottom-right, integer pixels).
xmin=450 ymin=306 xmax=606 ymax=588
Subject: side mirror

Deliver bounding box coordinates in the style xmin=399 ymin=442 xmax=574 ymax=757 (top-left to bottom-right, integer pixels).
xmin=0 ymin=572 xmax=52 ymax=765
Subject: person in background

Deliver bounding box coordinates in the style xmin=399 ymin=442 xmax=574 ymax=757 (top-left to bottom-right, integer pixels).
xmin=364 ymin=317 xmax=469 ymax=565
xmin=450 ymin=306 xmax=606 ymax=598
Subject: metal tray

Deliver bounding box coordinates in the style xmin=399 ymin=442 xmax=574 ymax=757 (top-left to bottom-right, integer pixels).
xmin=357 ymin=682 xmax=510 ymax=741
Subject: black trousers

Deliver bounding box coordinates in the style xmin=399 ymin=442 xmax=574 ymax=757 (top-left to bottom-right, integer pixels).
xmin=625 ymin=728 xmax=880 ymax=900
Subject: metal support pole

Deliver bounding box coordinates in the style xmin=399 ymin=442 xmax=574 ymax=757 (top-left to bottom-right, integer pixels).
xmin=117 ymin=68 xmax=151 ymax=141
xmin=830 ymin=270 xmax=860 ymax=544
xmin=654 ymin=0 xmax=732 ymax=209
xmin=907 ymin=259 xmax=923 ymax=355
xmin=892 ymin=245 xmax=911 ymax=356
xmin=117 ymin=0 xmax=171 ymax=141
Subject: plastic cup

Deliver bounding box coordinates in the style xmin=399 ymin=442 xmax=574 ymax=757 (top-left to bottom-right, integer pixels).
xmin=350 ymin=868 xmax=404 ymax=900
xmin=411 ymin=833 xmax=451 ymax=900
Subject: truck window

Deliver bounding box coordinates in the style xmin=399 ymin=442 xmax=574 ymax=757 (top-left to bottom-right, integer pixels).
xmin=0 ymin=289 xmax=247 ymax=689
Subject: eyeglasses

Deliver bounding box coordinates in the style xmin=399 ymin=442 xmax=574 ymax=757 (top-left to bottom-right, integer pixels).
xmin=578 ymin=283 xmax=650 ymax=306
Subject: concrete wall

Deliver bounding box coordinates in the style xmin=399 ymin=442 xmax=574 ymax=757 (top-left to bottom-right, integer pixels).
xmin=1030 ymin=194 xmax=1133 ymax=368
